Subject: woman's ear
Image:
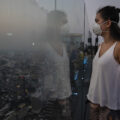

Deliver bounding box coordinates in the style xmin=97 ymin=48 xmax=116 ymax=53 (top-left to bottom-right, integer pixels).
xmin=106 ymin=20 xmax=112 ymax=28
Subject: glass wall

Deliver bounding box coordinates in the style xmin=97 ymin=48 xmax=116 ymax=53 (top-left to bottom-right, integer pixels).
xmin=0 ymin=0 xmax=91 ymax=120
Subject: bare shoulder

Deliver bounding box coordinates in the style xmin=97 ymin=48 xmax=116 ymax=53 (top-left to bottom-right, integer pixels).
xmin=114 ymin=41 xmax=120 ymax=64
xmin=116 ymin=41 xmax=120 ymax=52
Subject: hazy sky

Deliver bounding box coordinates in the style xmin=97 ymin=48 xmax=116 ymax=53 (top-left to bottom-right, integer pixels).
xmin=0 ymin=0 xmax=88 ymax=50
xmin=36 ymin=0 xmax=85 ymax=34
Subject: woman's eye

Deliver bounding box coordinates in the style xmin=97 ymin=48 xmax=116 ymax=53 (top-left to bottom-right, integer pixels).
xmin=95 ymin=19 xmax=99 ymax=23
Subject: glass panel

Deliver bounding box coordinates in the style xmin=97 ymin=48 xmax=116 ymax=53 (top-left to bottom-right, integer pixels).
xmin=0 ymin=0 xmax=92 ymax=120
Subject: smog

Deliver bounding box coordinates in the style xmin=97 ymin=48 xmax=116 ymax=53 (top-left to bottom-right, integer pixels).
xmin=0 ymin=1 xmax=70 ymax=119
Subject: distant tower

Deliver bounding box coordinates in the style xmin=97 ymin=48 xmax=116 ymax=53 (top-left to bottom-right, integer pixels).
xmin=55 ymin=0 xmax=57 ymax=10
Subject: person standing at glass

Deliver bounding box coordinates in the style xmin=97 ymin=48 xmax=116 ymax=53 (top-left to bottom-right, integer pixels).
xmin=87 ymin=6 xmax=120 ymax=120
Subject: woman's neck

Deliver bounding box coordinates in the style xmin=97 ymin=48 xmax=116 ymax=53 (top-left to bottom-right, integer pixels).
xmin=103 ymin=33 xmax=116 ymax=44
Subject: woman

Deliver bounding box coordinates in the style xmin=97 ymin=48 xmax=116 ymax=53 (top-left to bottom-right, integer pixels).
xmin=87 ymin=6 xmax=120 ymax=120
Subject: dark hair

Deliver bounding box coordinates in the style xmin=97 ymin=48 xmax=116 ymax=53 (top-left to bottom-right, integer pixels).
xmin=97 ymin=6 xmax=120 ymax=40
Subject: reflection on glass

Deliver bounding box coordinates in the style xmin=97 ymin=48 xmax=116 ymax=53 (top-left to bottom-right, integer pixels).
xmin=0 ymin=0 xmax=88 ymax=120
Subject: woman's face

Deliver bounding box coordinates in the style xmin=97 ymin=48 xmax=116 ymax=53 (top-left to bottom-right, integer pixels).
xmin=95 ymin=13 xmax=104 ymax=24
xmin=95 ymin=13 xmax=111 ymax=36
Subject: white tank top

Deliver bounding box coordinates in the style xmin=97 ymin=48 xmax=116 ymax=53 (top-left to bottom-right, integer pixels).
xmin=87 ymin=42 xmax=120 ymax=110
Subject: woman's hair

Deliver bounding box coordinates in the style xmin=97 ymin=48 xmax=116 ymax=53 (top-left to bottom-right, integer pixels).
xmin=97 ymin=6 xmax=120 ymax=40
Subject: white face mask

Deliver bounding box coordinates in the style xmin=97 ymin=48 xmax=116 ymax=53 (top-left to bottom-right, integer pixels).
xmin=92 ymin=23 xmax=102 ymax=36
xmin=92 ymin=21 xmax=118 ymax=36
xmin=92 ymin=21 xmax=107 ymax=36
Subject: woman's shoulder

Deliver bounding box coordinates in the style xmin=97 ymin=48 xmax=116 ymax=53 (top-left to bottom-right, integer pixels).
xmin=114 ymin=41 xmax=120 ymax=64
xmin=116 ymin=41 xmax=120 ymax=46
xmin=115 ymin=41 xmax=120 ymax=51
